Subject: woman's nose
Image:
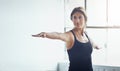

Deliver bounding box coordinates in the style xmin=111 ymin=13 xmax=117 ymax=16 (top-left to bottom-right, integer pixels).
xmin=76 ymin=18 xmax=80 ymax=22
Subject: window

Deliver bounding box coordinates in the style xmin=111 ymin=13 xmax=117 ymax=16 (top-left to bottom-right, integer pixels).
xmin=64 ymin=0 xmax=120 ymax=66
xmin=87 ymin=0 xmax=120 ymax=66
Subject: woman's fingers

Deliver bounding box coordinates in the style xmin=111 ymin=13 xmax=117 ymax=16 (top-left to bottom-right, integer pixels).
xmin=32 ymin=32 xmax=46 ymax=38
xmin=32 ymin=34 xmax=39 ymax=37
xmin=95 ymin=46 xmax=102 ymax=50
xmin=39 ymin=32 xmax=46 ymax=38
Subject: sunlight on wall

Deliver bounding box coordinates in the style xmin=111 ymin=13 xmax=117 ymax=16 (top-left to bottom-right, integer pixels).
xmin=0 ymin=0 xmax=65 ymax=71
xmin=108 ymin=0 xmax=120 ymax=26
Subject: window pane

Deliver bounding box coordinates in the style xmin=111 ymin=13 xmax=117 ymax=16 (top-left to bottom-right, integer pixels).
xmin=87 ymin=0 xmax=107 ymax=26
xmin=86 ymin=29 xmax=107 ymax=65
xmin=107 ymin=29 xmax=120 ymax=66
xmin=108 ymin=0 xmax=120 ymax=26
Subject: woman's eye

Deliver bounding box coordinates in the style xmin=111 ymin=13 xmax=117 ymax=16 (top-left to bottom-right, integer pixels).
xmin=79 ymin=16 xmax=82 ymax=19
xmin=73 ymin=16 xmax=77 ymax=19
xmin=73 ymin=16 xmax=82 ymax=19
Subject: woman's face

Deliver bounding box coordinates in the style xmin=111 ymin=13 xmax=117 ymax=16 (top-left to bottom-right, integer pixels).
xmin=71 ymin=12 xmax=86 ymax=29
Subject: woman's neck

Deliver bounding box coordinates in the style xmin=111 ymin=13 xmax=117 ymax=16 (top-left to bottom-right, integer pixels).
xmin=72 ymin=28 xmax=88 ymax=43
xmin=73 ymin=28 xmax=84 ymax=36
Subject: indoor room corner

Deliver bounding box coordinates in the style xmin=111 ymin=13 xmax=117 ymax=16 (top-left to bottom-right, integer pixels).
xmin=0 ymin=0 xmax=120 ymax=71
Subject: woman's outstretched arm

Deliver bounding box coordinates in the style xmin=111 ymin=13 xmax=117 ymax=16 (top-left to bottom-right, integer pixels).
xmin=90 ymin=38 xmax=101 ymax=50
xmin=32 ymin=32 xmax=68 ymax=41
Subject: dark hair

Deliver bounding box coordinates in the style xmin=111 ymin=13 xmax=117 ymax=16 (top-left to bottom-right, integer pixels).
xmin=70 ymin=7 xmax=87 ymax=22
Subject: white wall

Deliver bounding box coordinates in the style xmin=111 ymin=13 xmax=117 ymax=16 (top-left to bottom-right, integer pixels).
xmin=0 ymin=0 xmax=65 ymax=71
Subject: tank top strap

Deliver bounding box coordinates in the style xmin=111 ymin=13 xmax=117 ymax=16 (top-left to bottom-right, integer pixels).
xmin=84 ymin=31 xmax=90 ymax=41
xmin=71 ymin=30 xmax=77 ymax=40
xmin=71 ymin=30 xmax=90 ymax=41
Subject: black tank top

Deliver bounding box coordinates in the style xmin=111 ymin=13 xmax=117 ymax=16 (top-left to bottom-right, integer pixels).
xmin=67 ymin=30 xmax=93 ymax=71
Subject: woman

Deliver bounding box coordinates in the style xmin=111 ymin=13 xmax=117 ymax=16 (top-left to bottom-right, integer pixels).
xmin=32 ymin=7 xmax=99 ymax=71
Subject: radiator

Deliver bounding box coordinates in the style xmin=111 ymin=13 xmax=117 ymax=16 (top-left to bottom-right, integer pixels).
xmin=57 ymin=62 xmax=120 ymax=71
xmin=93 ymin=65 xmax=120 ymax=71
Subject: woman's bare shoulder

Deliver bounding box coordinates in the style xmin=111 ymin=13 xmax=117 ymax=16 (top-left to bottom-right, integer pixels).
xmin=64 ymin=31 xmax=73 ymax=38
xmin=64 ymin=30 xmax=74 ymax=50
xmin=64 ymin=30 xmax=74 ymax=42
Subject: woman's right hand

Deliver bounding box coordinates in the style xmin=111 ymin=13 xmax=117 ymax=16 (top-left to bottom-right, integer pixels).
xmin=32 ymin=32 xmax=47 ymax=38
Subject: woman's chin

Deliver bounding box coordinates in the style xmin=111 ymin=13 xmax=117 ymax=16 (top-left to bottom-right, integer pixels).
xmin=75 ymin=27 xmax=82 ymax=30
xmin=77 ymin=26 xmax=82 ymax=28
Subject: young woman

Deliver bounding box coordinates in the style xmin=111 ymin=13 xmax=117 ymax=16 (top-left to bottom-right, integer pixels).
xmin=32 ymin=7 xmax=99 ymax=71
